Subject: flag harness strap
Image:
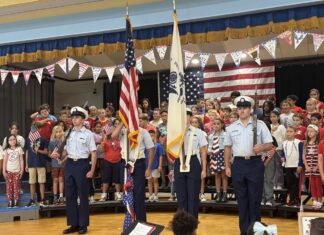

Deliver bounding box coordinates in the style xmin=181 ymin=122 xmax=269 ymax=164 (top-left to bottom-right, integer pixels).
xmin=180 ymin=127 xmax=196 ymax=172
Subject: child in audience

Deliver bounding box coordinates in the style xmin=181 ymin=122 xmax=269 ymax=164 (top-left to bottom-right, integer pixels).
xmin=30 ymin=103 xmax=57 ymax=121
xmin=309 ymin=88 xmax=324 ymax=114
xmin=293 ymin=114 xmax=306 ymax=141
xmin=261 ymin=101 xmax=274 ymax=123
xmin=281 ymin=126 xmax=303 ymax=206
xmin=99 ymin=123 xmax=122 ymax=201
xmin=205 ymin=99 xmax=216 ymax=112
xmin=191 ymin=106 xmax=199 ymax=116
xmin=204 ymin=109 xmax=218 ymax=136
xmin=87 ymin=106 xmax=98 ymax=130
xmin=92 ymin=122 xmax=104 ymax=181
xmin=223 ymin=107 xmax=232 ymax=126
xmin=270 ymin=111 xmax=286 ymax=190
xmin=169 ymin=209 xmax=199 ymax=235
xmin=310 ymin=113 xmax=324 ymax=140
xmin=48 ymin=126 xmax=66 ymax=204
xmin=25 ymin=124 xmax=49 ymax=207
xmin=150 ymin=108 xmax=163 ymax=127
xmin=303 ymin=124 xmax=323 ymax=210
xmin=2 ymin=135 xmax=24 ymax=208
xmin=303 ymin=98 xmax=318 ymax=127
xmin=287 ymin=94 xmax=303 ymax=113
xmin=208 ymin=118 xmax=227 ymax=202
xmin=2 ymin=122 xmax=25 ymax=149
xmin=98 ymin=108 xmax=109 ymax=127
xmin=280 ymin=100 xmax=294 ymax=128
xmin=146 ymin=126 xmax=163 ymax=202
xmin=34 ymin=104 xmax=56 ymax=140
xmin=58 ymin=110 xmax=71 ymax=129
xmin=229 ymin=112 xmax=239 ymax=124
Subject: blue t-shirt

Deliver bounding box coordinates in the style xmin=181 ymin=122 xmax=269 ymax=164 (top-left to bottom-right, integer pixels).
xmin=48 ymin=140 xmax=65 ymax=168
xmin=25 ymin=138 xmax=49 ymax=168
xmin=145 ymin=143 xmax=164 ymax=170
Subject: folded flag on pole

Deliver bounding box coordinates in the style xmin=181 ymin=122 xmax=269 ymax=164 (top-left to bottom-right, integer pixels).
xmin=166 ymin=10 xmax=187 ymax=161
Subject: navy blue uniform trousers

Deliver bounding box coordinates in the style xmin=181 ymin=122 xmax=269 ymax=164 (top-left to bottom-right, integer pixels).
xmin=174 ymin=156 xmax=201 ymax=218
xmin=232 ymin=158 xmax=264 ymax=233
xmin=64 ymin=159 xmax=90 ymax=227
xmin=120 ymin=159 xmax=147 ymax=222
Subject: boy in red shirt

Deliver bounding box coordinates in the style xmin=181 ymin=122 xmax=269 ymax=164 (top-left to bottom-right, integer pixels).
xmin=34 ymin=104 xmax=56 ymax=140
xmin=287 ymin=95 xmax=303 ymax=114
xmin=310 ymin=113 xmax=324 ymax=140
xmin=293 ymin=113 xmax=306 ymax=141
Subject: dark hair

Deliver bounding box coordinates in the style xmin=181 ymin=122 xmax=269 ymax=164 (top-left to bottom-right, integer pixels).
xmin=223 ymin=107 xmax=232 ymax=113
xmin=59 ymin=110 xmax=68 ymax=116
xmin=169 ymin=209 xmax=198 ymax=235
xmin=160 ymin=109 xmax=168 ymax=115
xmin=55 ymin=120 xmax=67 ymax=131
xmin=287 ymin=94 xmax=299 ymax=102
xmin=94 ymin=121 xmax=103 ymax=127
xmin=293 ymin=113 xmax=304 ymax=120
xmin=61 ymin=104 xmax=71 ymax=110
xmin=39 ymin=104 xmax=49 ymax=112
xmin=262 ymin=101 xmax=274 ymax=113
xmin=9 ymin=121 xmax=19 ymax=130
xmin=112 ymin=119 xmax=119 ymax=126
xmin=230 ymin=91 xmax=241 ymax=98
xmin=142 ymin=98 xmax=151 ymax=110
xmin=191 ymin=116 xmax=204 ymax=130
xmin=306 ymin=126 xmax=321 ymax=145
xmin=5 ymin=134 xmax=18 ymax=149
xmin=270 ymin=110 xmax=280 ymax=117
xmin=214 ymin=117 xmax=225 ymax=131
xmin=311 ymin=112 xmax=322 ymax=120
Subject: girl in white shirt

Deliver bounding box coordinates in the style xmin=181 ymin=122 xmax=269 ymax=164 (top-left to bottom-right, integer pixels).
xmin=2 ymin=134 xmax=24 ymax=208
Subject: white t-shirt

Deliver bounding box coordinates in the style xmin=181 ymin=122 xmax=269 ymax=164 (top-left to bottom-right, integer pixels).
xmin=271 ymin=124 xmax=286 ymax=150
xmin=4 ymin=147 xmax=23 ymax=173
xmin=2 ymin=135 xmax=25 ymax=149
xmin=0 ymin=146 xmax=3 ymax=160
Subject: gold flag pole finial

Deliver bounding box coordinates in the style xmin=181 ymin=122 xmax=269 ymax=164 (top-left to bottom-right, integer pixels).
xmin=126 ymin=0 xmax=129 ymax=16
xmin=173 ymin=0 xmax=176 ymax=12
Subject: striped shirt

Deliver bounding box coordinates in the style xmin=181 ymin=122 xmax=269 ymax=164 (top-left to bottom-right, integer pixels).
xmin=305 ymin=144 xmax=320 ymax=177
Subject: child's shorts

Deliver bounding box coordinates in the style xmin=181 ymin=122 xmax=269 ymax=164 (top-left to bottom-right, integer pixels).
xmin=146 ymin=169 xmax=160 ymax=179
xmin=28 ymin=167 xmax=46 ymax=184
xmin=52 ymin=167 xmax=64 ymax=178
xmin=103 ymin=160 xmax=121 ymax=184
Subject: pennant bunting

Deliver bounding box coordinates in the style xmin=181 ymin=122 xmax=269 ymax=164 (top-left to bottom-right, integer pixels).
xmin=136 ymin=56 xmax=143 ymax=74
xmin=214 ymin=53 xmax=228 ymax=71
xmin=230 ymin=51 xmax=243 ymax=67
xmin=199 ymin=53 xmax=210 ymax=69
xmin=144 ymin=49 xmax=156 ymax=64
xmin=45 ymin=64 xmax=55 ymax=78
xmin=312 ymin=33 xmax=324 ymax=52
xmin=12 ymin=71 xmax=20 ymax=84
xmin=34 ymin=68 xmax=44 ymax=84
xmin=57 ymin=58 xmax=67 ymax=73
xmin=67 ymin=57 xmax=77 ymax=73
xmin=104 ymin=66 xmax=115 ymax=83
xmin=78 ymin=62 xmax=89 ymax=79
xmin=246 ymin=46 xmax=261 ymax=65
xmin=156 ymin=45 xmax=168 ymax=60
xmin=262 ymin=38 xmax=277 ymax=58
xmin=278 ymin=31 xmax=293 ymax=46
xmin=23 ymin=71 xmax=31 ymax=85
xmin=117 ymin=65 xmax=125 ymax=75
xmin=184 ymin=50 xmax=196 ymax=68
xmin=294 ymin=31 xmax=308 ymax=49
xmin=91 ymin=66 xmax=102 ymax=83
xmin=1 ymin=70 xmax=9 ymax=85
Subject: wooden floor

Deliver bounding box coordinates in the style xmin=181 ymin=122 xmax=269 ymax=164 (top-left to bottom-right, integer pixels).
xmin=0 ymin=212 xmax=298 ymax=235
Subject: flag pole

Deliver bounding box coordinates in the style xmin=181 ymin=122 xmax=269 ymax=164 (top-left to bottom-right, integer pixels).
xmin=172 ymin=0 xmax=176 ymax=12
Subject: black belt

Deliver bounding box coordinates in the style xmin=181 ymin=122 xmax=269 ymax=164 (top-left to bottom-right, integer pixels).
xmin=234 ymin=155 xmax=261 ymax=160
xmin=67 ymin=158 xmax=88 ymax=162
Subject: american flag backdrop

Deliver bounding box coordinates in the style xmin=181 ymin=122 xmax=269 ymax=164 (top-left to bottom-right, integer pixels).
xmin=160 ymin=70 xmax=204 ymax=105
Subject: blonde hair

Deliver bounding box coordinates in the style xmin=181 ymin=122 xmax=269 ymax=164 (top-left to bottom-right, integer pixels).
xmin=89 ymin=106 xmax=97 ymax=111
xmin=50 ymin=125 xmax=64 ymax=141
xmin=306 ymin=97 xmax=317 ymax=105
xmin=97 ymin=108 xmax=106 ymax=114
xmin=208 ymin=109 xmax=219 ymax=116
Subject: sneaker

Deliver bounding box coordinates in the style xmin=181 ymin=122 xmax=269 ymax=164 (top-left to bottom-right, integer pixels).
xmin=153 ymin=195 xmax=159 ymax=202
xmin=58 ymin=197 xmax=65 ymax=204
xmin=99 ymin=193 xmax=107 ymax=202
xmin=312 ymin=200 xmax=318 ymax=209
xmin=221 ymin=192 xmax=228 ymax=202
xmin=261 ymin=201 xmax=265 ymax=206
xmin=147 ymin=195 xmax=154 ymax=202
xmin=13 ymin=200 xmax=18 ymax=208
xmin=265 ymin=201 xmax=273 ymax=206
xmin=200 ymin=193 xmax=207 ymax=202
xmin=116 ymin=192 xmax=122 ymax=201
xmin=53 ymin=198 xmax=59 ymax=205
xmin=7 ymin=201 xmax=13 ymax=208
xmin=89 ymin=196 xmax=95 ymax=203
xmin=39 ymin=200 xmax=47 ymax=207
xmin=25 ymin=199 xmax=35 ymax=207
xmin=215 ymin=192 xmax=222 ymax=202
xmin=276 ymin=185 xmax=283 ymax=190
xmin=168 ymin=196 xmax=175 ymax=201
xmin=316 ymin=201 xmax=323 ymax=209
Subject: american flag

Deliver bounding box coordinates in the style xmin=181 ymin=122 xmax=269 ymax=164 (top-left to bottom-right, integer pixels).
xmin=122 ymin=167 xmax=135 ymax=231
xmin=28 ymin=125 xmax=41 ymax=143
xmin=160 ymin=70 xmax=204 ymax=105
xmin=204 ymin=64 xmax=275 ymax=106
xmin=119 ymin=16 xmax=139 ymax=149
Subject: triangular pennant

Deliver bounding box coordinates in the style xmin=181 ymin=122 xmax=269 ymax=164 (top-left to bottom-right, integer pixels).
xmin=91 ymin=66 xmax=102 ymax=83
xmin=156 ymin=45 xmax=167 ymax=60
xmin=136 ymin=56 xmax=143 ymax=74
xmin=214 ymin=53 xmax=228 ymax=71
xmin=262 ymin=38 xmax=277 ymax=58
xmin=312 ymin=33 xmax=324 ymax=52
xmin=199 ymin=53 xmax=210 ymax=69
xmin=34 ymin=68 xmax=44 ymax=84
xmin=278 ymin=31 xmax=293 ymax=46
xmin=184 ymin=50 xmax=196 ymax=68
xmin=294 ymin=31 xmax=308 ymax=49
xmin=1 ymin=70 xmax=9 ymax=85
xmin=23 ymin=71 xmax=31 ymax=85
xmin=118 ymin=65 xmax=126 ymax=75
xmin=230 ymin=51 xmax=243 ymax=67
xmin=57 ymin=58 xmax=67 ymax=74
xmin=12 ymin=71 xmax=20 ymax=84
xmin=67 ymin=57 xmax=77 ymax=73
xmin=104 ymin=66 xmax=115 ymax=83
xmin=246 ymin=46 xmax=261 ymax=65
xmin=45 ymin=64 xmax=55 ymax=78
xmin=78 ymin=62 xmax=89 ymax=79
xmin=144 ymin=49 xmax=156 ymax=64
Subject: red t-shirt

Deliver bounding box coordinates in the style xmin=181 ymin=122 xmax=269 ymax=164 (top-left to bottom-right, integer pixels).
xmin=295 ymin=126 xmax=306 ymax=141
xmin=35 ymin=117 xmax=55 ymax=140
xmin=103 ymin=139 xmax=121 ymax=163
xmin=320 ymin=128 xmax=324 ymax=141
xmin=318 ymin=140 xmax=324 ymax=171
xmin=292 ymin=106 xmax=303 ymax=114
